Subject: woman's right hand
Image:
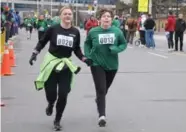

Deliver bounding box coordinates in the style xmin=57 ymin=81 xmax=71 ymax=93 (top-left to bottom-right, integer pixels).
xmin=82 ymin=57 xmax=93 ymax=66
xmin=29 ymin=52 xmax=37 ymax=66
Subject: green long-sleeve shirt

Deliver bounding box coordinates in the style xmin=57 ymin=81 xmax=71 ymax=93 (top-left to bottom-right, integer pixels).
xmin=84 ymin=26 xmax=127 ymax=70
xmin=24 ymin=18 xmax=34 ymax=27
xmin=112 ymin=19 xmax=120 ymax=28
xmin=36 ymin=20 xmax=48 ymax=32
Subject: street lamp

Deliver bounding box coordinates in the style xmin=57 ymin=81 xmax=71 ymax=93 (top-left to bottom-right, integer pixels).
xmin=176 ymin=0 xmax=183 ymax=17
xmin=51 ymin=0 xmax=53 ymax=17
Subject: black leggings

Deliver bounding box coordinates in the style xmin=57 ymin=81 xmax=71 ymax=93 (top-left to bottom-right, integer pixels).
xmin=90 ymin=66 xmax=117 ymax=117
xmin=44 ymin=68 xmax=72 ymax=121
xmin=139 ymin=30 xmax=146 ymax=45
xmin=168 ymin=31 xmax=174 ymax=49
xmin=38 ymin=31 xmax=45 ymax=40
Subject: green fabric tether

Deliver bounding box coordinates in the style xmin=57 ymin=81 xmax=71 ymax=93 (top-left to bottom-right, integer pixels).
xmin=35 ymin=52 xmax=80 ymax=91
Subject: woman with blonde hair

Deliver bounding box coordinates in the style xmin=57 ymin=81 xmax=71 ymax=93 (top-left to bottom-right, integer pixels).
xmin=29 ymin=6 xmax=91 ymax=131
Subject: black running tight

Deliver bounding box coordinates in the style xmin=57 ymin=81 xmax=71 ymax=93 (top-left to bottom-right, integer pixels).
xmin=90 ymin=66 xmax=117 ymax=117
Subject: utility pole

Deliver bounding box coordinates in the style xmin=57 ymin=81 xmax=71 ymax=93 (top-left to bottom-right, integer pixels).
xmin=51 ymin=0 xmax=53 ymax=17
xmin=75 ymin=0 xmax=78 ymax=26
xmin=11 ymin=0 xmax=14 ymax=9
xmin=149 ymin=0 xmax=152 ymax=14
xmin=37 ymin=0 xmax=39 ymax=15
xmin=6 ymin=0 xmax=8 ymax=6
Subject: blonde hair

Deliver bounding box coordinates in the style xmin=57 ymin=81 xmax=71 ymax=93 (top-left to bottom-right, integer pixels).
xmin=59 ymin=6 xmax=73 ymax=15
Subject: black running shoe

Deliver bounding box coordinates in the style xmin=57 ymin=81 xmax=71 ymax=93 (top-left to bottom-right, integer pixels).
xmin=46 ymin=104 xmax=53 ymax=116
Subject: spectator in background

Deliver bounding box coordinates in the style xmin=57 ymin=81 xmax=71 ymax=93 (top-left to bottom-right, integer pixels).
xmin=139 ymin=14 xmax=147 ymax=48
xmin=112 ymin=15 xmax=120 ymax=28
xmin=174 ymin=13 xmax=186 ymax=52
xmin=3 ymin=6 xmax=13 ymax=43
xmin=83 ymin=18 xmax=88 ymax=30
xmin=144 ymin=14 xmax=156 ymax=48
xmin=165 ymin=11 xmax=176 ymax=52
xmin=15 ymin=11 xmax=21 ymax=34
xmin=126 ymin=16 xmax=137 ymax=44
xmin=120 ymin=15 xmax=127 ymax=38
xmin=1 ymin=7 xmax=6 ymax=33
xmin=85 ymin=15 xmax=98 ymax=34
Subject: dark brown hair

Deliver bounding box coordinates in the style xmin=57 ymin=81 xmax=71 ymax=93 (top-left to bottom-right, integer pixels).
xmin=98 ymin=8 xmax=114 ymax=19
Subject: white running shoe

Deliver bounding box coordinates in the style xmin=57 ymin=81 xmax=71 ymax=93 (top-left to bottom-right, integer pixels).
xmin=98 ymin=116 xmax=106 ymax=127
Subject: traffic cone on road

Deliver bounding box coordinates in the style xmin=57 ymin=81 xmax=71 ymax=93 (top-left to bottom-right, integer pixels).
xmin=1 ymin=46 xmax=14 ymax=76
xmin=8 ymin=41 xmax=16 ymax=67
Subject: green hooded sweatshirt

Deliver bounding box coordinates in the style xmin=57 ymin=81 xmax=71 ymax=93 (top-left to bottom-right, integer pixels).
xmin=52 ymin=16 xmax=61 ymax=25
xmin=35 ymin=52 xmax=80 ymax=91
xmin=84 ymin=26 xmax=127 ymax=70
xmin=24 ymin=18 xmax=34 ymax=27
xmin=46 ymin=19 xmax=53 ymax=27
xmin=112 ymin=19 xmax=120 ymax=28
xmin=36 ymin=19 xmax=48 ymax=32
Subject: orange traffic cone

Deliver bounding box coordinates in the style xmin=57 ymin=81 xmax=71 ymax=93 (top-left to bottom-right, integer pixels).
xmin=9 ymin=41 xmax=16 ymax=67
xmin=1 ymin=46 xmax=14 ymax=76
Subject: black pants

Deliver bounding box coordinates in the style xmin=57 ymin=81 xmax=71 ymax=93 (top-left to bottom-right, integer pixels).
xmin=44 ymin=68 xmax=72 ymax=121
xmin=5 ymin=26 xmax=11 ymax=43
xmin=38 ymin=31 xmax=45 ymax=40
xmin=139 ymin=30 xmax=146 ymax=45
xmin=26 ymin=26 xmax=33 ymax=33
xmin=90 ymin=66 xmax=117 ymax=117
xmin=168 ymin=31 xmax=174 ymax=49
xmin=127 ymin=31 xmax=135 ymax=44
xmin=175 ymin=31 xmax=184 ymax=51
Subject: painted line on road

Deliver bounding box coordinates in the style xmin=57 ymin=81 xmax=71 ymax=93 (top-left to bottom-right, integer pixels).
xmin=128 ymin=46 xmax=133 ymax=49
xmin=147 ymin=52 xmax=168 ymax=59
xmin=171 ymin=52 xmax=186 ymax=55
xmin=155 ymin=48 xmax=166 ymax=52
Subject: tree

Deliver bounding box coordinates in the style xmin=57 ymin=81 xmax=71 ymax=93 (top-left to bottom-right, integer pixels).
xmin=131 ymin=0 xmax=138 ymax=17
xmin=115 ymin=1 xmax=129 ymax=16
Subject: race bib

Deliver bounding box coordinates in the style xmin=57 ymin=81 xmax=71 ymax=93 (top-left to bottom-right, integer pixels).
xmin=48 ymin=25 xmax=51 ymax=27
xmin=98 ymin=33 xmax=115 ymax=44
xmin=39 ymin=27 xmax=44 ymax=31
xmin=57 ymin=35 xmax=73 ymax=47
xmin=27 ymin=23 xmax=31 ymax=26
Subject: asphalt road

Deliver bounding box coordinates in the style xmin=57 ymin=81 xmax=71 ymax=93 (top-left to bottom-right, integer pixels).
xmin=1 ymin=29 xmax=186 ymax=132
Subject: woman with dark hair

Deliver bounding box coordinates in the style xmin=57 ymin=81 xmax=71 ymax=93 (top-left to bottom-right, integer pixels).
xmin=84 ymin=8 xmax=127 ymax=127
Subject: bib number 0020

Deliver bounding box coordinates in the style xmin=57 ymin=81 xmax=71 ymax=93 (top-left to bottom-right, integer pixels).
xmin=57 ymin=35 xmax=74 ymax=47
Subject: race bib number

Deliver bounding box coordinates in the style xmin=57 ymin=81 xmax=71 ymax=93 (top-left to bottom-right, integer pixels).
xmin=57 ymin=35 xmax=73 ymax=47
xmin=48 ymin=25 xmax=51 ymax=27
xmin=27 ymin=23 xmax=31 ymax=26
xmin=98 ymin=33 xmax=115 ymax=44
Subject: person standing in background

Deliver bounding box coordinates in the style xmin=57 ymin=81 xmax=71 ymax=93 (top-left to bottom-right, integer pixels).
xmin=165 ymin=11 xmax=176 ymax=52
xmin=126 ymin=16 xmax=137 ymax=45
xmin=139 ymin=14 xmax=147 ymax=47
xmin=85 ymin=15 xmax=98 ymax=35
xmin=174 ymin=13 xmax=186 ymax=52
xmin=144 ymin=14 xmax=156 ymax=48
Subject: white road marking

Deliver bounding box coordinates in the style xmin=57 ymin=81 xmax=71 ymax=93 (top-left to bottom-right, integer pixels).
xmin=155 ymin=48 xmax=166 ymax=52
xmin=147 ymin=52 xmax=168 ymax=59
xmin=128 ymin=46 xmax=133 ymax=49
